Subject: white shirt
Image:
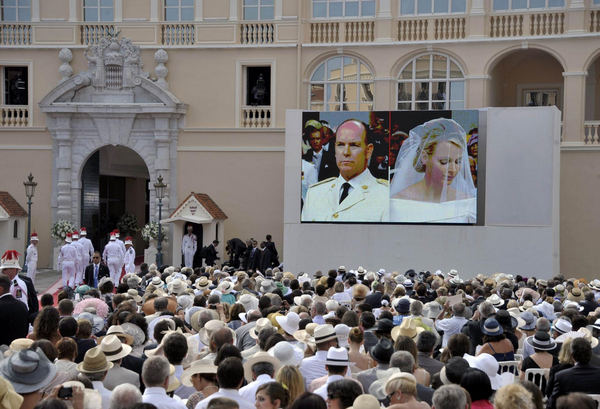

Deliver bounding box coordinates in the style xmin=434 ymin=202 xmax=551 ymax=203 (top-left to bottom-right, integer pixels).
xmin=182 ymin=234 xmax=198 ymax=253
xmin=239 ymin=374 xmax=274 ymax=403
xmin=337 ymin=169 xmax=368 ymax=201
xmin=79 ymin=236 xmax=95 ymax=261
xmin=103 ymin=241 xmax=124 ymax=262
xmin=313 ymin=374 xmax=345 ymax=400
xmin=124 ymin=246 xmax=136 ymax=273
xmin=435 ymin=316 xmax=468 ymax=347
xmin=26 ymin=244 xmax=37 ymax=263
xmin=173 ymin=365 xmax=196 ymax=399
xmin=143 ymin=386 xmax=187 ymax=409
xmin=92 ymin=381 xmax=112 ymax=409
xmin=299 ymin=350 xmax=329 ymax=388
xmin=58 ymin=243 xmax=78 ymax=264
xmin=195 ymin=388 xmax=255 ymax=409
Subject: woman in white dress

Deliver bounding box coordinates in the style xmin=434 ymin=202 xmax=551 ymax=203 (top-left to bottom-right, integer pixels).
xmin=389 ymin=118 xmax=477 ymax=223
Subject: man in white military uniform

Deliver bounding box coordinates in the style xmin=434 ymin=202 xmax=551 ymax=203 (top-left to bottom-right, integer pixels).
xmin=103 ymin=232 xmax=124 ymax=285
xmin=25 ymin=231 xmax=39 ymax=283
xmin=123 ymin=236 xmax=136 ymax=274
xmin=182 ymin=225 xmax=197 ymax=268
xmin=79 ymin=227 xmax=95 ymax=265
xmin=114 ymin=229 xmax=127 ymax=279
xmin=58 ymin=233 xmax=78 ymax=289
xmin=71 ymin=231 xmax=86 ymax=286
xmin=301 ymin=119 xmax=389 ymax=222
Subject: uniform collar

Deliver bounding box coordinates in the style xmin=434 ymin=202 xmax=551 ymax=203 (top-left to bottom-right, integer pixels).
xmin=337 ymin=168 xmax=369 ymax=192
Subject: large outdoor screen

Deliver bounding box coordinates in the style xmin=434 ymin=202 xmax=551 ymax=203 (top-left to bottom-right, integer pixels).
xmin=300 ymin=110 xmax=479 ymax=224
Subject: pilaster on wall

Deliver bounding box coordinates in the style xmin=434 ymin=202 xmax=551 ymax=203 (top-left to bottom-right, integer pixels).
xmin=562 ymin=71 xmax=587 ymax=144
xmin=466 ymin=75 xmax=491 ymax=109
xmin=468 ymin=0 xmax=487 ymax=38
xmin=375 ymin=0 xmax=393 ymax=42
xmin=566 ymin=0 xmax=587 ymax=34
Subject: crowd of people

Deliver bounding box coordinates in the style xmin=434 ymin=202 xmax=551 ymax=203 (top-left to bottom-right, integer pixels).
xmin=1 ymin=247 xmax=600 ymax=409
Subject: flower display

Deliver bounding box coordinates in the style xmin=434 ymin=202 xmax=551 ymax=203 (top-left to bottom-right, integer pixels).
xmin=117 ymin=213 xmax=141 ymax=236
xmin=141 ymin=221 xmax=168 ymax=243
xmin=51 ymin=220 xmax=76 ymax=240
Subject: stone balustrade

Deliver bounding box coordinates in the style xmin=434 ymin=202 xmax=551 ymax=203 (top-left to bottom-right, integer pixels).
xmin=161 ymin=23 xmax=195 ymax=45
xmin=240 ymin=23 xmax=274 ymax=44
xmin=0 ymin=24 xmax=32 ymax=45
xmin=583 ymin=121 xmax=600 ymax=145
xmin=0 ymin=106 xmax=29 ymax=127
xmin=81 ymin=24 xmax=116 ymax=45
xmin=241 ymin=107 xmax=272 ymax=128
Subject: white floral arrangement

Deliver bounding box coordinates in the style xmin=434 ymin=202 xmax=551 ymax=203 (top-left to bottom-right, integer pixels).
xmin=51 ymin=220 xmax=76 ymax=240
xmin=117 ymin=213 xmax=141 ymax=235
xmin=141 ymin=221 xmax=168 ymax=243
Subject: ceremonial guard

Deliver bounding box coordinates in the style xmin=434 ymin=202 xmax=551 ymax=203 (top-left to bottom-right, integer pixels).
xmin=114 ymin=229 xmax=127 ymax=279
xmin=79 ymin=227 xmax=95 ymax=264
xmin=124 ymin=236 xmax=136 ymax=274
xmin=104 ymin=232 xmax=124 ymax=284
xmin=71 ymin=231 xmax=86 ymax=286
xmin=25 ymin=231 xmax=39 ymax=283
xmin=58 ymin=233 xmax=78 ymax=289
xmin=182 ymin=225 xmax=197 ymax=268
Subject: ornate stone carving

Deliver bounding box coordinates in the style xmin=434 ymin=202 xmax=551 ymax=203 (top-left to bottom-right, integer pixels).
xmin=83 ymin=35 xmax=148 ymax=92
xmin=58 ymin=48 xmax=73 ymax=83
xmin=154 ymin=49 xmax=169 ymax=90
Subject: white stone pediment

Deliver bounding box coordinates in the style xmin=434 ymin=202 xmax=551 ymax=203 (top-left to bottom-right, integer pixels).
xmin=169 ymin=196 xmax=214 ymax=222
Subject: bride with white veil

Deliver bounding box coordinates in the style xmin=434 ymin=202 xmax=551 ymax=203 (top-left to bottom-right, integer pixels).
xmin=389 ymin=118 xmax=477 ymax=223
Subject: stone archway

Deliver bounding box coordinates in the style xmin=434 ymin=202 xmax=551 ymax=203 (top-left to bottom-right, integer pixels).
xmin=39 ymin=36 xmax=187 ymax=265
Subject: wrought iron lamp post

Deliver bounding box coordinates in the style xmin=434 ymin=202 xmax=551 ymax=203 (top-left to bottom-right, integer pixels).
xmin=154 ymin=174 xmax=167 ymax=267
xmin=22 ymin=173 xmax=37 ymax=272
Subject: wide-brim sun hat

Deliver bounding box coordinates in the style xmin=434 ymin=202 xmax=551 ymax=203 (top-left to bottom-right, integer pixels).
xmin=243 ymin=352 xmax=281 ymax=382
xmin=268 ymin=342 xmax=303 ymax=367
xmin=121 ymin=323 xmax=145 ymax=347
xmin=518 ymin=311 xmax=537 ymax=331
xmin=97 ymin=325 xmax=134 ymax=346
xmin=391 ymin=317 xmax=424 ymax=341
xmin=0 ymin=348 xmax=57 ymax=394
xmin=480 ymin=318 xmax=504 ymax=336
xmin=275 ymin=312 xmax=300 ymax=336
xmin=463 ymin=353 xmax=511 ymax=390
xmin=486 ymin=294 xmax=504 ymax=307
xmin=181 ymin=359 xmax=218 ymax=387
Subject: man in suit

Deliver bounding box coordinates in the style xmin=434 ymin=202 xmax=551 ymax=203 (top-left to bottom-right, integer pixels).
xmin=416 ymin=331 xmax=444 ymax=378
xmin=360 ymin=312 xmax=378 ymax=353
xmin=0 ymin=274 xmax=29 ymax=346
xmin=302 ymin=119 xmax=339 ymax=182
xmin=248 ymin=240 xmax=260 ymax=271
xmin=205 ymin=240 xmax=219 ymax=266
xmin=301 ymin=119 xmax=389 ymax=222
xmin=365 ymin=283 xmax=384 ymax=309
xmin=547 ymin=337 xmax=600 ymax=409
xmin=226 ymin=238 xmax=247 ymax=269
xmin=84 ymin=251 xmax=110 ymax=288
xmin=0 ymin=250 xmax=38 ymax=323
xmin=265 ymin=234 xmax=279 ymax=267
xmin=357 ymin=338 xmax=393 ymax=392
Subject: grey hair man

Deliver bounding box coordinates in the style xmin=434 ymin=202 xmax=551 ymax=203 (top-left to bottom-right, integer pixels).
xmin=432 ymin=385 xmax=468 ymax=409
xmin=141 ymin=356 xmax=186 ymax=409
xmin=109 ymin=384 xmax=142 ymax=409
xmin=435 ymin=301 xmax=468 ymax=348
xmin=236 ymin=309 xmax=263 ymax=351
xmin=390 ymin=351 xmax=434 ymax=406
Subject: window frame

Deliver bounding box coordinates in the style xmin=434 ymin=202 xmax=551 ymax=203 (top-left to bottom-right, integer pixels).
xmin=13 ymin=220 xmax=18 ymax=239
xmin=492 ymin=0 xmax=565 ymax=12
xmin=83 ymin=0 xmax=114 ymax=22
xmin=243 ymin=0 xmax=275 ymax=21
xmin=396 ymin=53 xmax=466 ymax=111
xmin=236 ymin=59 xmax=277 ymax=127
xmin=164 ymin=0 xmax=194 ymax=22
xmin=399 ymin=0 xmax=467 ymax=16
xmin=0 ymin=0 xmax=31 ymax=22
xmin=312 ymin=0 xmax=376 ymax=19
xmin=0 ymin=61 xmax=33 ymax=126
xmin=308 ymin=56 xmax=375 ymax=112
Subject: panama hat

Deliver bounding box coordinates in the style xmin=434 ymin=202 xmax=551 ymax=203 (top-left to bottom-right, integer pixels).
xmin=480 ymin=318 xmax=504 ymax=336
xmin=347 ymin=394 xmax=381 ymax=409
xmin=309 ymin=324 xmax=338 ymax=344
xmin=167 ymin=279 xmax=188 ymax=295
xmin=199 ymin=320 xmax=225 ymax=346
xmin=250 ymin=318 xmax=274 ymax=339
xmin=0 ymin=348 xmax=57 ymax=394
xmin=567 ymin=288 xmax=584 ymax=303
xmin=126 ymin=289 xmax=143 ymax=303
xmin=181 ymin=359 xmax=218 ymax=387
xmin=98 ymin=325 xmax=134 ymax=346
xmin=4 ymin=339 xmax=34 ymax=358
xmin=423 ymin=302 xmax=443 ymax=319
xmin=268 ymin=342 xmax=303 ymax=367
xmin=322 ymin=347 xmax=355 ymax=366
xmin=99 ymin=335 xmax=132 ymax=362
xmin=486 ymin=294 xmax=504 ymax=307
xmin=76 ymin=347 xmax=114 ymax=374
xmin=195 ymin=277 xmax=211 ymax=291
xmin=243 ymin=351 xmax=281 ymax=382
xmin=391 ymin=318 xmax=425 ymax=341
xmin=150 ymin=276 xmax=164 ymax=287
xmin=260 ymin=280 xmax=277 ymax=294
xmin=368 ymin=368 xmax=413 ymax=400
xmin=218 ymin=281 xmax=233 ymax=294
xmin=526 ymin=331 xmax=557 ymax=351
xmin=293 ymin=323 xmax=318 ymax=344
xmin=553 ymin=319 xmax=573 ymax=335
xmin=519 ymin=300 xmax=535 ymax=312
xmin=275 ymin=312 xmax=300 ymax=336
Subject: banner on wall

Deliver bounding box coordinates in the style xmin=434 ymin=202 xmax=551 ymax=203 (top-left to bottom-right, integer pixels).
xmin=300 ymin=110 xmax=479 ymax=224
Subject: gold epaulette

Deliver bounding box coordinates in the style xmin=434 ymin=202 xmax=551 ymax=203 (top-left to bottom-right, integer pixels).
xmin=377 ymin=179 xmax=389 ymax=186
xmin=308 ymin=177 xmax=337 ymax=188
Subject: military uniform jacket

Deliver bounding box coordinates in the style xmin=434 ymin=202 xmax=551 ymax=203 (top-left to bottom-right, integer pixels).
xmin=301 ymin=169 xmax=389 ymax=222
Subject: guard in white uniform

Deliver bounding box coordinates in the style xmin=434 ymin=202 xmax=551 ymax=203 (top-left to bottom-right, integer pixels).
xmin=1 ymin=250 xmax=29 ymax=310
xmin=58 ymin=233 xmax=78 ymax=289
xmin=71 ymin=231 xmax=86 ymax=286
xmin=114 ymin=229 xmax=127 ymax=279
xmin=79 ymin=227 xmax=95 ymax=264
xmin=104 ymin=232 xmax=124 ymax=284
xmin=182 ymin=225 xmax=197 ymax=268
xmin=123 ymin=236 xmax=136 ymax=274
xmin=25 ymin=231 xmax=39 ymax=283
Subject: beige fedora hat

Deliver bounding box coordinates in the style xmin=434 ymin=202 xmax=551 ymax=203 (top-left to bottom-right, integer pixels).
xmin=243 ymin=351 xmax=281 ymax=382
xmin=76 ymin=347 xmax=114 ymax=373
xmin=99 ymin=335 xmax=132 ymax=362
xmin=250 ymin=318 xmax=274 ymax=339
xmin=98 ymin=325 xmax=134 ymax=346
xmin=181 ymin=359 xmax=218 ymax=388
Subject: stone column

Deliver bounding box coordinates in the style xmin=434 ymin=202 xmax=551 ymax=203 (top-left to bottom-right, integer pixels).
xmin=468 ymin=0 xmax=487 ymax=39
xmin=195 ymin=0 xmax=203 ymax=21
xmin=375 ymin=0 xmax=393 ymax=42
xmin=562 ymin=71 xmax=587 ymax=144
xmin=466 ymin=75 xmax=491 ymax=109
xmin=566 ymin=0 xmax=587 ymax=34
xmin=373 ymin=77 xmax=394 ymax=111
xmin=54 ymin=120 xmax=74 ymax=222
xmin=154 ymin=120 xmax=172 ymax=264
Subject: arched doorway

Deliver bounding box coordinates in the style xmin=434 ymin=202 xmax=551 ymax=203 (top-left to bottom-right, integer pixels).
xmin=81 ymin=145 xmax=150 ymax=255
xmin=487 ymin=48 xmax=565 ymax=111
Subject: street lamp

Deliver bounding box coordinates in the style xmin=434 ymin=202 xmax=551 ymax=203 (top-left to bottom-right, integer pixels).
xmin=154 ymin=174 xmax=167 ymax=267
xmin=22 ymin=173 xmax=37 ymax=273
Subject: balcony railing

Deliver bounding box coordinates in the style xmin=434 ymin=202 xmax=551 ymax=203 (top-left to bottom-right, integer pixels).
xmin=241 ymin=23 xmax=274 ymax=44
xmin=309 ymin=22 xmax=340 ymax=43
xmin=161 ymin=24 xmax=195 ymax=45
xmin=591 ymin=9 xmax=600 ymax=33
xmin=490 ymin=10 xmax=564 ymax=37
xmin=583 ymin=121 xmax=600 ymax=145
xmin=241 ymin=106 xmax=272 ymax=128
xmin=345 ymin=20 xmax=374 ymax=42
xmin=0 ymin=24 xmax=32 ymax=45
xmin=81 ymin=24 xmax=115 ymax=45
xmin=0 ymin=106 xmax=29 ymax=127
xmin=398 ymin=19 xmax=428 ymax=41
